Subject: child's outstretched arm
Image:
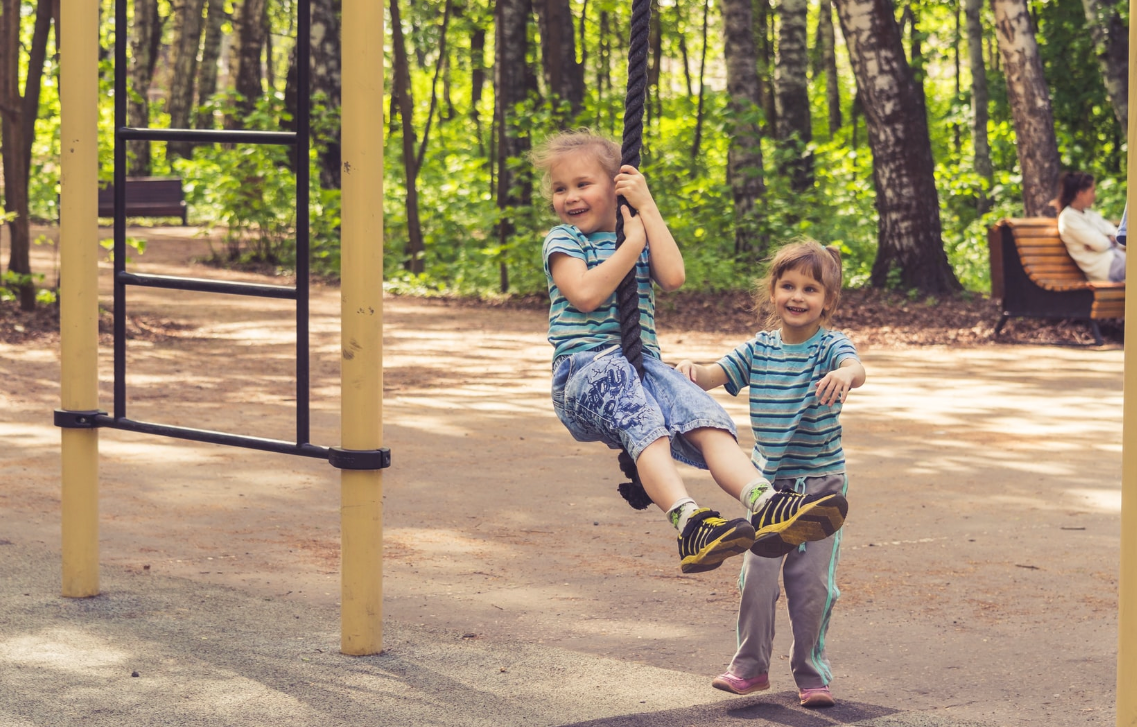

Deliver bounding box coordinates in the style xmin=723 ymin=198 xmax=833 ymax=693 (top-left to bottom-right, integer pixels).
xmin=550 ymin=205 xmax=647 ymax=313
xmin=614 ymin=166 xmax=685 ymax=291
xmin=816 ymin=359 xmax=866 ymax=406
xmin=675 ymin=360 xmax=729 ymax=391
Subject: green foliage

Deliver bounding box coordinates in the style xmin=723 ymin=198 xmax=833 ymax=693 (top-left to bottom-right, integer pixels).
xmin=175 ymin=93 xmax=342 ymax=272
xmin=9 ymin=0 xmax=1129 ymax=306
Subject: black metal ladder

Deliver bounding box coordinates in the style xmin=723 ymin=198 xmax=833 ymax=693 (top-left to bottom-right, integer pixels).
xmin=54 ymin=0 xmax=388 ymax=472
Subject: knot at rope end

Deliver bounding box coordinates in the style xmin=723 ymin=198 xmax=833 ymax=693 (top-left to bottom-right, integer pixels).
xmin=617 ymin=450 xmax=653 ymax=510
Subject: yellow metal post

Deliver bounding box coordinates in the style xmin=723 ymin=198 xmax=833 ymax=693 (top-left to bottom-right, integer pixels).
xmin=59 ymin=0 xmax=101 ymax=597
xmin=1120 ymin=14 xmax=1137 ymax=725
xmin=339 ymin=0 xmax=385 ymax=654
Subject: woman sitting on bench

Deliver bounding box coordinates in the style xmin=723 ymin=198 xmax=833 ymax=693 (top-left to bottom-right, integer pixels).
xmin=1057 ymin=171 xmax=1125 ymax=282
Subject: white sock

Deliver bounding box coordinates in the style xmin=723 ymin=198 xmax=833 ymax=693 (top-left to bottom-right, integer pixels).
xmin=740 ymin=477 xmax=774 ymax=513
xmin=666 ymin=497 xmax=699 ymax=531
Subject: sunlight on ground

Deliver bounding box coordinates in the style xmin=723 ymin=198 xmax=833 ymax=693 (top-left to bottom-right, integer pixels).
xmin=0 ymin=629 xmax=128 ymax=674
xmin=0 ymin=423 xmax=58 ymax=449
xmin=1069 ymin=488 xmax=1123 ymax=513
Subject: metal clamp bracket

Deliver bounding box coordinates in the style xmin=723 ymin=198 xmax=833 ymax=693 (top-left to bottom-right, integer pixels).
xmin=54 ymin=410 xmax=107 ymax=429
xmin=329 ymin=447 xmax=391 ymax=471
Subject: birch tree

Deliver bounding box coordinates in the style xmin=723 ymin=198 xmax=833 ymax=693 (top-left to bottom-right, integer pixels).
xmin=1079 ymin=0 xmax=1127 ymax=134
xmin=720 ymin=0 xmax=766 ymax=254
xmin=167 ymin=0 xmax=207 ymax=158
xmin=194 ymin=0 xmax=226 ymax=129
xmin=991 ymin=0 xmax=1059 ymax=216
xmin=833 ymin=0 xmax=960 ymax=294
xmin=232 ymin=0 xmax=268 ymax=120
xmin=775 ymin=0 xmax=812 ymax=190
xmin=816 ymin=0 xmax=841 ymax=136
xmin=964 ymin=0 xmax=992 ymax=213
xmin=128 ymin=0 xmax=162 ymax=174
xmin=533 ymin=0 xmax=583 ymax=117
xmin=284 ymin=0 xmax=342 ymax=188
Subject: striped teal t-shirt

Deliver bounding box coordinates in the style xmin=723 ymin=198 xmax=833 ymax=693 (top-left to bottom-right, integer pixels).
xmin=718 ymin=328 xmax=859 ymax=480
xmin=542 ymin=224 xmax=661 ymax=361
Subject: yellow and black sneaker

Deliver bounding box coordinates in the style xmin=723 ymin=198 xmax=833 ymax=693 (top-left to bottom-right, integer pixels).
xmin=678 ymin=508 xmax=757 ymax=574
xmin=750 ymin=491 xmax=848 ymax=558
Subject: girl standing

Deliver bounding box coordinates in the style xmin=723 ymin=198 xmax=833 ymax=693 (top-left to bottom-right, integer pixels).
xmin=676 ymin=240 xmax=865 ymax=706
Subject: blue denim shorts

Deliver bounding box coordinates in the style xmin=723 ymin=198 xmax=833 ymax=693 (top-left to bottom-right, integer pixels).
xmin=551 ymin=347 xmax=737 ymax=468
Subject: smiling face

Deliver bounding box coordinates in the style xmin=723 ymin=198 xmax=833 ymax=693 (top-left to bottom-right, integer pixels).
xmin=549 ymin=154 xmax=617 ymax=235
xmin=771 ymin=266 xmax=832 ymax=343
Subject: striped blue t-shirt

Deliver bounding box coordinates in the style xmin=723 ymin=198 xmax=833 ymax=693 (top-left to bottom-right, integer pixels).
xmin=542 ymin=224 xmax=661 ymax=361
xmin=718 ymin=327 xmax=859 ymax=480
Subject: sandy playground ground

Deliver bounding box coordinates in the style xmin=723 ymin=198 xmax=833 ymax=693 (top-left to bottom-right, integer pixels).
xmin=0 ymin=226 xmax=1126 ymax=725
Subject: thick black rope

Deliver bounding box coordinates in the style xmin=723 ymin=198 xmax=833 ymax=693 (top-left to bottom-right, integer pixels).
xmin=615 ymin=0 xmax=653 ymax=510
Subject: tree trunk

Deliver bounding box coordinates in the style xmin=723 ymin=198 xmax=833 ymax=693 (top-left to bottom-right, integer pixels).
xmin=167 ymin=0 xmax=207 ymax=159
xmin=262 ymin=0 xmax=273 ymax=89
xmin=415 ymin=0 xmax=452 ymax=173
xmin=720 ymin=0 xmax=767 ymax=255
xmin=469 ymin=25 xmax=486 ymax=151
xmin=753 ymin=0 xmax=776 ymax=133
xmin=284 ymin=0 xmax=342 ymax=188
xmin=495 ymin=0 xmax=531 ymax=292
xmin=775 ymin=0 xmax=812 ymax=191
xmin=953 ymin=0 xmax=962 ymax=154
xmin=195 ymin=0 xmax=225 ymax=129
xmin=817 ymin=0 xmax=841 ymax=135
xmin=648 ymin=0 xmax=662 ymax=128
xmin=691 ymin=0 xmax=710 ymax=160
xmin=390 ymin=0 xmax=425 ymax=274
xmin=965 ymin=0 xmax=993 ymax=213
xmin=598 ymin=10 xmax=612 ymax=132
xmin=0 ymin=0 xmax=52 ymax=310
xmin=129 ymin=0 xmax=161 ymax=174
xmin=533 ymin=0 xmax=583 ymax=118
xmin=579 ymin=0 xmax=588 ymax=73
xmin=1080 ymin=0 xmax=1127 ymax=134
xmin=902 ymin=5 xmax=928 ymax=110
xmin=832 ymin=0 xmax=961 ymax=294
xmin=676 ymin=1 xmax=693 ymax=97
xmin=991 ymin=0 xmax=1060 ymax=217
xmin=232 ymin=0 xmax=268 ymax=120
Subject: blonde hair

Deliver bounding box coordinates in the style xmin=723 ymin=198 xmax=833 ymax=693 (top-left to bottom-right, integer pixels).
xmin=530 ymin=129 xmax=621 ymax=200
xmin=754 ymin=240 xmax=844 ymax=330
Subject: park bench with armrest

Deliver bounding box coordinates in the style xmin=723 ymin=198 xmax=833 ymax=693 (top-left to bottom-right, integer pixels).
xmin=97 ymin=177 xmax=187 ymax=225
xmin=988 ymin=217 xmax=1124 ymax=345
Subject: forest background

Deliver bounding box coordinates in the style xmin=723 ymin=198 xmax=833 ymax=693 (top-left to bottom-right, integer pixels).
xmin=0 ymin=0 xmax=1129 ymax=312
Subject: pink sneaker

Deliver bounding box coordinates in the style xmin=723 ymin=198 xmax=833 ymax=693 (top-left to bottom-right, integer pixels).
xmin=711 ymin=671 xmax=769 ymax=695
xmin=799 ymin=685 xmax=836 ymax=708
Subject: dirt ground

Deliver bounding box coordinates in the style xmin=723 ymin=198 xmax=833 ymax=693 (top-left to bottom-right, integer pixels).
xmin=0 ymin=227 xmax=1125 ymax=725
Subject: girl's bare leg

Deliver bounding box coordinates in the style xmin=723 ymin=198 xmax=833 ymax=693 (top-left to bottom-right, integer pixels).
xmin=683 ymin=427 xmax=764 ymax=501
xmin=634 ymin=437 xmax=693 ymax=512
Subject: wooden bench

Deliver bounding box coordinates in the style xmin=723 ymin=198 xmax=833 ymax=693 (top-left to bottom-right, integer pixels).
xmin=97 ymin=177 xmax=187 ymax=225
xmin=988 ymin=217 xmax=1124 ymax=345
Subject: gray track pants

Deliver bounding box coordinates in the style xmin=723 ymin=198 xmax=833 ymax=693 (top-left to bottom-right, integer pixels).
xmin=727 ymin=473 xmax=847 ymax=690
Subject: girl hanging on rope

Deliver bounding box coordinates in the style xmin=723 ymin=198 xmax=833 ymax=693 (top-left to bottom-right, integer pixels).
xmin=676 ymin=240 xmax=864 ymax=707
xmin=532 ymin=130 xmax=849 ymax=574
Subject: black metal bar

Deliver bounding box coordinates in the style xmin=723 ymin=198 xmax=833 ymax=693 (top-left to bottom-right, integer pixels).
xmin=113 ymin=0 xmax=127 ymax=420
xmin=329 ymin=448 xmax=392 ymax=471
xmin=118 ymin=272 xmax=298 ymax=300
xmin=93 ymin=415 xmax=332 ymax=461
xmin=119 ymin=127 xmax=298 ymax=146
xmin=296 ymin=0 xmax=312 ymax=445
xmin=54 ymin=410 xmax=106 ymax=428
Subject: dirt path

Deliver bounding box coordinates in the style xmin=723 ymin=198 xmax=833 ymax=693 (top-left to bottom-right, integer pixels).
xmin=1 ymin=228 xmax=1124 ymax=725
